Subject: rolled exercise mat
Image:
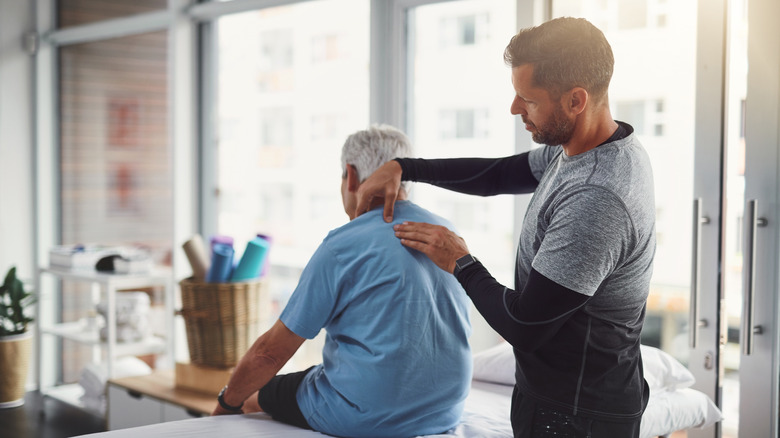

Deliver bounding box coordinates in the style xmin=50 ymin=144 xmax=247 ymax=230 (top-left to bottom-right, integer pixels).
xmin=256 ymin=234 xmax=273 ymax=277
xmin=182 ymin=234 xmax=210 ymax=282
xmin=206 ymin=243 xmax=234 ymax=283
xmin=230 ymin=237 xmax=270 ymax=282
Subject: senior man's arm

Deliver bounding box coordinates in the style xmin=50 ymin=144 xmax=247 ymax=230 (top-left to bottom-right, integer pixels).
xmin=212 ymin=319 xmax=305 ymax=416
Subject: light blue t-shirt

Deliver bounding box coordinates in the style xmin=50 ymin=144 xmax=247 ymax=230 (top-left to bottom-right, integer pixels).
xmin=280 ymin=201 xmax=472 ymax=438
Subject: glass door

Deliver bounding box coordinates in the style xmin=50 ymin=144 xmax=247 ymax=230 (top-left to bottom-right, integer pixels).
xmin=737 ymin=0 xmax=780 ymax=435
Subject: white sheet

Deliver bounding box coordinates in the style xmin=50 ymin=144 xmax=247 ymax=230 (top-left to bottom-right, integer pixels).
xmin=77 ymin=379 xmax=719 ymax=438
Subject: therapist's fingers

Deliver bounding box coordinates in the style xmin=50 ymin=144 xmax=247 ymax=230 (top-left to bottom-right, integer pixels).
xmin=382 ymin=186 xmax=398 ymax=223
xmin=392 ymin=221 xmax=433 ymax=242
xmin=394 ymin=222 xmax=469 ymax=273
xmin=354 ymin=160 xmax=403 ymax=221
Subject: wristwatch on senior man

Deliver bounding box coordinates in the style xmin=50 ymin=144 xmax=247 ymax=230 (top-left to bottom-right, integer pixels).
xmin=453 ymin=253 xmax=478 ymax=277
xmin=218 ymin=385 xmax=244 ymax=412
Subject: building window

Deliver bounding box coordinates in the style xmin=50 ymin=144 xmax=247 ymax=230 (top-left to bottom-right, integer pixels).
xmin=618 ymin=0 xmax=648 ymax=29
xmin=616 ymin=100 xmax=646 ymax=134
xmin=615 ymin=99 xmax=665 ymax=137
xmin=657 ymin=13 xmax=667 ymax=27
xmin=439 ymin=108 xmax=489 ymax=139
xmin=259 ymin=29 xmax=294 ymax=70
xmin=652 ymin=98 xmax=666 ymax=137
xmin=311 ymin=113 xmax=341 ymax=141
xmin=439 ymin=13 xmax=490 ymax=47
xmin=312 ymin=34 xmax=346 ymax=63
xmin=259 ymin=108 xmax=294 ymax=148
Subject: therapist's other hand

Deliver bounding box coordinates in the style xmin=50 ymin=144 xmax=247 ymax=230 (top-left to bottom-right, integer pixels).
xmin=355 ymin=160 xmax=402 ymax=222
xmin=394 ymin=221 xmax=469 ymax=274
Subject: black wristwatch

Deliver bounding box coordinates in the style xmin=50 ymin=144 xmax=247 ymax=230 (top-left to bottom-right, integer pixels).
xmin=453 ymin=253 xmax=478 ymax=277
xmin=217 ymin=385 xmax=244 ymax=412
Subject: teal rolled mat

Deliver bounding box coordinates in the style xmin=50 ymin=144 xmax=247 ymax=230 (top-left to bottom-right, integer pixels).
xmin=230 ymin=237 xmax=270 ymax=282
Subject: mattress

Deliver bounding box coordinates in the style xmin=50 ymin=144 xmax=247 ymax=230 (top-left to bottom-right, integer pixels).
xmin=77 ymin=378 xmax=719 ymax=438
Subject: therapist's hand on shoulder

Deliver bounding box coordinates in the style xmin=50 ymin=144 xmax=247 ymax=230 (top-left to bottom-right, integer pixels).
xmin=394 ymin=222 xmax=469 ymax=274
xmin=354 ymin=160 xmax=403 ymax=222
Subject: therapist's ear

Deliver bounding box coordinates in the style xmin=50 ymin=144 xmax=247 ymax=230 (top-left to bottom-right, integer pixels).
xmin=565 ymin=87 xmax=589 ymax=116
xmin=346 ymin=165 xmax=360 ymax=192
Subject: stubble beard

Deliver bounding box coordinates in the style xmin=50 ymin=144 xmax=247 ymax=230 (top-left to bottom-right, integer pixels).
xmin=529 ymin=104 xmax=575 ymax=147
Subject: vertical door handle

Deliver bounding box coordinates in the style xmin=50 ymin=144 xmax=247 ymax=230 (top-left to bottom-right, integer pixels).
xmin=742 ymin=199 xmax=767 ymax=355
xmin=690 ymin=198 xmax=710 ymax=349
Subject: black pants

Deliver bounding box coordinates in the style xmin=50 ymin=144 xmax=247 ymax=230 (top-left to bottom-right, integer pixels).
xmin=257 ymin=366 xmax=315 ymax=430
xmin=511 ymin=387 xmax=641 ymax=438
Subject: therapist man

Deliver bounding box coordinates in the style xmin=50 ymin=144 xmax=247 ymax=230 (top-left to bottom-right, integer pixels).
xmin=355 ymin=17 xmax=655 ymax=438
xmin=212 ymin=124 xmax=472 ymax=438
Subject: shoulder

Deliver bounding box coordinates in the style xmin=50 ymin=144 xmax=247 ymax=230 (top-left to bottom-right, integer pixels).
xmin=345 ymin=201 xmax=453 ymax=230
xmin=397 ymin=201 xmax=455 ymax=229
xmin=528 ymin=146 xmax=563 ymax=180
xmin=585 ymin=136 xmax=654 ymax=206
xmin=554 ymin=137 xmax=655 ymax=237
xmin=593 ymin=134 xmax=652 ymax=175
xmin=321 ymin=201 xmax=449 ymax=256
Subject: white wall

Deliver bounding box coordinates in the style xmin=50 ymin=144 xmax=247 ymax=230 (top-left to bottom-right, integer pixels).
xmin=0 ymin=0 xmax=35 ymax=283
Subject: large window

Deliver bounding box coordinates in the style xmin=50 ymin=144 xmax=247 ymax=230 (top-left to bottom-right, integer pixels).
xmin=212 ymin=0 xmax=370 ymax=367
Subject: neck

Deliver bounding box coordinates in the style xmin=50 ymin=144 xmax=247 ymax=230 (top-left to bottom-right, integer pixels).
xmin=562 ymin=105 xmax=618 ymax=157
xmin=367 ymin=191 xmax=408 ymax=212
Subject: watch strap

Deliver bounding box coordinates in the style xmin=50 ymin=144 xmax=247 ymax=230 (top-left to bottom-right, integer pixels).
xmin=218 ymin=385 xmax=244 ymax=412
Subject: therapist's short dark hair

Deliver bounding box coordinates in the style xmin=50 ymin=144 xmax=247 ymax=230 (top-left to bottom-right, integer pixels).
xmin=504 ymin=17 xmax=614 ymax=100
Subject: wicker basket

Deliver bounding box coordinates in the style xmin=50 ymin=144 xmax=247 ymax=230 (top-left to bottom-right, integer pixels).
xmin=179 ymin=278 xmax=265 ymax=368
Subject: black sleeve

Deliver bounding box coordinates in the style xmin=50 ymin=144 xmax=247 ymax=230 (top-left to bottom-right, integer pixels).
xmin=395 ymin=153 xmax=539 ymax=196
xmin=456 ymin=263 xmax=589 ymax=352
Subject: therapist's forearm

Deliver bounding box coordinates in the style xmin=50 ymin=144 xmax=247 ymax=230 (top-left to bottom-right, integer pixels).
xmin=396 ymin=153 xmax=538 ymax=196
xmin=219 ymin=319 xmax=305 ymax=410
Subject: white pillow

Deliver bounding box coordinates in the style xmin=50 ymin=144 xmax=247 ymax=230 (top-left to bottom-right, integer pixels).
xmin=639 ymin=388 xmax=723 ymax=438
xmin=472 ymin=341 xmax=515 ymax=385
xmin=640 ymin=345 xmax=696 ymax=392
xmin=472 ymin=342 xmax=696 ymax=393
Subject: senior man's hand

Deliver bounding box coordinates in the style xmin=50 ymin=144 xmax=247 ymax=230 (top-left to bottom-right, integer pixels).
xmin=394 ymin=221 xmax=469 ymax=274
xmin=355 ymin=160 xmax=403 ymax=222
xmin=212 ymin=404 xmax=242 ymax=416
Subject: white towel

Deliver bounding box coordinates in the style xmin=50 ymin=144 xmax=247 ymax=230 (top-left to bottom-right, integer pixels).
xmin=78 ymin=356 xmax=153 ymax=415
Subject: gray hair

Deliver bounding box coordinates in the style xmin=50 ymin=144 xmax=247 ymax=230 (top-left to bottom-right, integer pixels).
xmin=341 ymin=124 xmax=413 ymax=192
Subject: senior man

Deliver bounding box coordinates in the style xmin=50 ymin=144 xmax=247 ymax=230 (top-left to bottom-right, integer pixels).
xmin=212 ymin=124 xmax=472 ymax=438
